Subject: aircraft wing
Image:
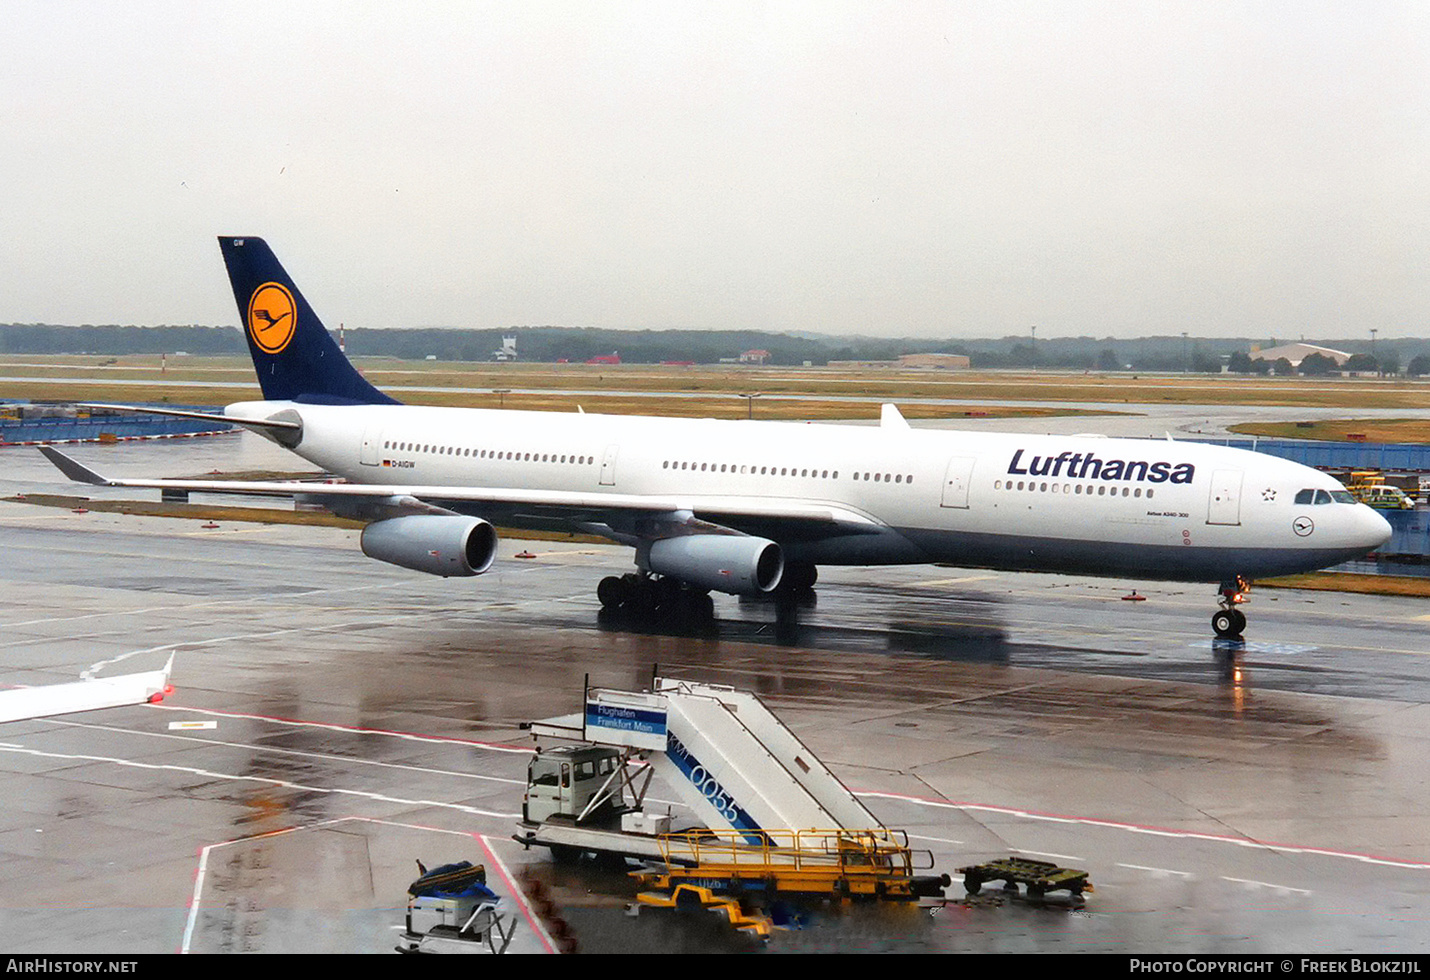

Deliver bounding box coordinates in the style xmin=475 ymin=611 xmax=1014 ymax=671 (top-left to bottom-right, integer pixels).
xmin=0 ymin=657 xmax=174 ymax=724
xmin=37 ymin=447 xmax=885 ymax=537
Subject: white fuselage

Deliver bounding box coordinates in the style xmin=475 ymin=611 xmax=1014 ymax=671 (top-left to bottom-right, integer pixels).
xmin=233 ymin=400 xmax=1393 ymax=584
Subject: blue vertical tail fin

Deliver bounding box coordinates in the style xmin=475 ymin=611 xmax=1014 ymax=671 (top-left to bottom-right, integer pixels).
xmin=219 ymin=236 xmax=398 ymax=405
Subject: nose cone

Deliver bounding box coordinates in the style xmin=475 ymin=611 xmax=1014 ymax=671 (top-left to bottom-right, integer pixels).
xmin=1358 ymin=505 xmax=1393 ymax=550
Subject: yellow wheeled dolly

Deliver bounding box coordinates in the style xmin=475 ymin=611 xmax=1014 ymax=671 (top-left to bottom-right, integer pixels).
xmin=631 ymin=829 xmax=950 ymax=939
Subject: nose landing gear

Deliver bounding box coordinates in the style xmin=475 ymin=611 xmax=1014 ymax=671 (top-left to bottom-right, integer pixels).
xmin=1212 ymin=577 xmax=1250 ymax=639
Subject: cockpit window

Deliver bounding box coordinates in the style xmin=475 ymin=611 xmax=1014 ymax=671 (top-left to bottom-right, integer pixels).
xmin=1294 ymin=489 xmax=1315 ymax=505
xmin=1331 ymin=490 xmax=1357 ymax=504
xmin=1314 ymin=489 xmax=1333 ymax=505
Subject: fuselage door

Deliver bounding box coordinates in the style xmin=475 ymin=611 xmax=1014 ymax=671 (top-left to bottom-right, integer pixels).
xmin=1207 ymin=468 xmax=1243 ymax=525
xmin=360 ymin=425 xmax=382 ymax=467
xmin=940 ymin=456 xmax=976 ymax=509
xmin=599 ymin=445 xmax=619 ymax=486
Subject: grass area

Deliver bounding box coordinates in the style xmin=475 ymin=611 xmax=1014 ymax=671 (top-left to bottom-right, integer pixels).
xmin=6 ymin=355 xmax=1430 ymax=410
xmin=1229 ymin=419 xmax=1430 ymax=444
xmin=0 ymin=371 xmax=1116 ymax=421
xmin=1259 ymin=571 xmax=1430 ymax=598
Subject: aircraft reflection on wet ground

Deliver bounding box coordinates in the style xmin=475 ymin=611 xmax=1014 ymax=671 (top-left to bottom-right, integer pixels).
xmin=597 ymin=589 xmax=1012 ymax=663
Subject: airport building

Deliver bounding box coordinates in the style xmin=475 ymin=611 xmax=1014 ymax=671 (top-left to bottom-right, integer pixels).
xmin=827 ymin=353 xmax=971 ymax=370
xmin=1248 ymin=342 xmax=1350 ymax=368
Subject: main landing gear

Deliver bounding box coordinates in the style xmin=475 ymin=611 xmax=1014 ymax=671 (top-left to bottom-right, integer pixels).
xmin=595 ymin=561 xmax=820 ymax=621
xmin=1212 ymin=577 xmax=1250 ymax=639
xmin=597 ymin=573 xmax=715 ymax=620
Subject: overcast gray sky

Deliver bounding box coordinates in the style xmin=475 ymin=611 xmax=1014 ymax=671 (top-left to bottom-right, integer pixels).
xmin=2 ymin=1 xmax=1427 ymax=338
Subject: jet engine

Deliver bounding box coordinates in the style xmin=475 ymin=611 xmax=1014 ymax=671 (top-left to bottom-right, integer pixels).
xmin=644 ymin=534 xmax=783 ymax=595
xmin=360 ymin=515 xmax=498 ymax=577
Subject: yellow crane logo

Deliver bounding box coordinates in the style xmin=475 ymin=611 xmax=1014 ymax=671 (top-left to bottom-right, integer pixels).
xmin=247 ymin=282 xmax=296 ymax=354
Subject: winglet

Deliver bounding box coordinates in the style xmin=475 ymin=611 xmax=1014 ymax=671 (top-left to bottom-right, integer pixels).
xmin=38 ymin=447 xmax=112 ymax=486
xmin=880 ymin=403 xmax=910 ymax=430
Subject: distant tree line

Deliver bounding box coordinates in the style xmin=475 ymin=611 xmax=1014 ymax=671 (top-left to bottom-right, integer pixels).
xmin=1225 ymin=349 xmax=1417 ymax=377
xmin=3 ymin=323 xmax=1429 ymax=374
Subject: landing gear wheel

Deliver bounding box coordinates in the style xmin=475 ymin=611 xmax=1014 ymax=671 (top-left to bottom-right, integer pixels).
xmin=779 ymin=560 xmax=818 ymax=593
xmin=1212 ymin=610 xmax=1243 ymax=639
xmin=597 ymin=576 xmax=624 ymax=609
xmin=624 ymin=575 xmax=656 ymax=615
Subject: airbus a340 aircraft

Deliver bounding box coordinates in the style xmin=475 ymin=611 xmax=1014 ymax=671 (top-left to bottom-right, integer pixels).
xmin=42 ymin=237 xmax=1391 ymax=639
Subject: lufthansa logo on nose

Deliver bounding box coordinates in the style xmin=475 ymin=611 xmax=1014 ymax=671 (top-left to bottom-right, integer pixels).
xmin=1293 ymin=516 xmax=1315 ymax=537
xmin=247 ymin=282 xmax=297 ymax=354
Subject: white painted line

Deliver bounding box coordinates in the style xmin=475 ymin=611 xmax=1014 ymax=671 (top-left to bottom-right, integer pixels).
xmin=182 ymin=817 xmax=556 ymax=955
xmin=1118 ymin=862 xmax=1193 ymax=879
xmin=144 ymin=702 xmax=532 ymax=754
xmin=0 ymin=743 xmax=521 ymax=821
xmin=1222 ymin=876 xmax=1311 ymax=896
xmin=58 ymin=717 xmax=526 ymax=787
xmin=1013 ymin=848 xmax=1086 ymax=864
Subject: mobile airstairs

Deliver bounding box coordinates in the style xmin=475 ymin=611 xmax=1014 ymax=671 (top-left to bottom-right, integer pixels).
xmin=514 ymin=676 xmax=947 ymax=937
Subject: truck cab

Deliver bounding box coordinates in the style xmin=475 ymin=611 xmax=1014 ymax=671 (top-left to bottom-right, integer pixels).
xmin=523 ymin=745 xmax=626 ymax=824
xmin=1356 ymin=484 xmax=1414 ymax=510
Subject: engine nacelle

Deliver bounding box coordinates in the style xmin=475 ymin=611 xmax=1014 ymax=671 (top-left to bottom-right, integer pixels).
xmin=645 ymin=535 xmax=783 ymax=595
xmin=360 ymin=515 xmax=498 ymax=577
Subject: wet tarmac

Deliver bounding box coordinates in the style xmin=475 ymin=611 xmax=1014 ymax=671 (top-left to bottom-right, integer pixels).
xmin=2 ymin=436 xmax=1430 ymax=954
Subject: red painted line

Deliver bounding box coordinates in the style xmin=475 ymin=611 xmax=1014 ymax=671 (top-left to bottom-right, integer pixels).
xmin=473 ymin=831 xmax=558 ymax=953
